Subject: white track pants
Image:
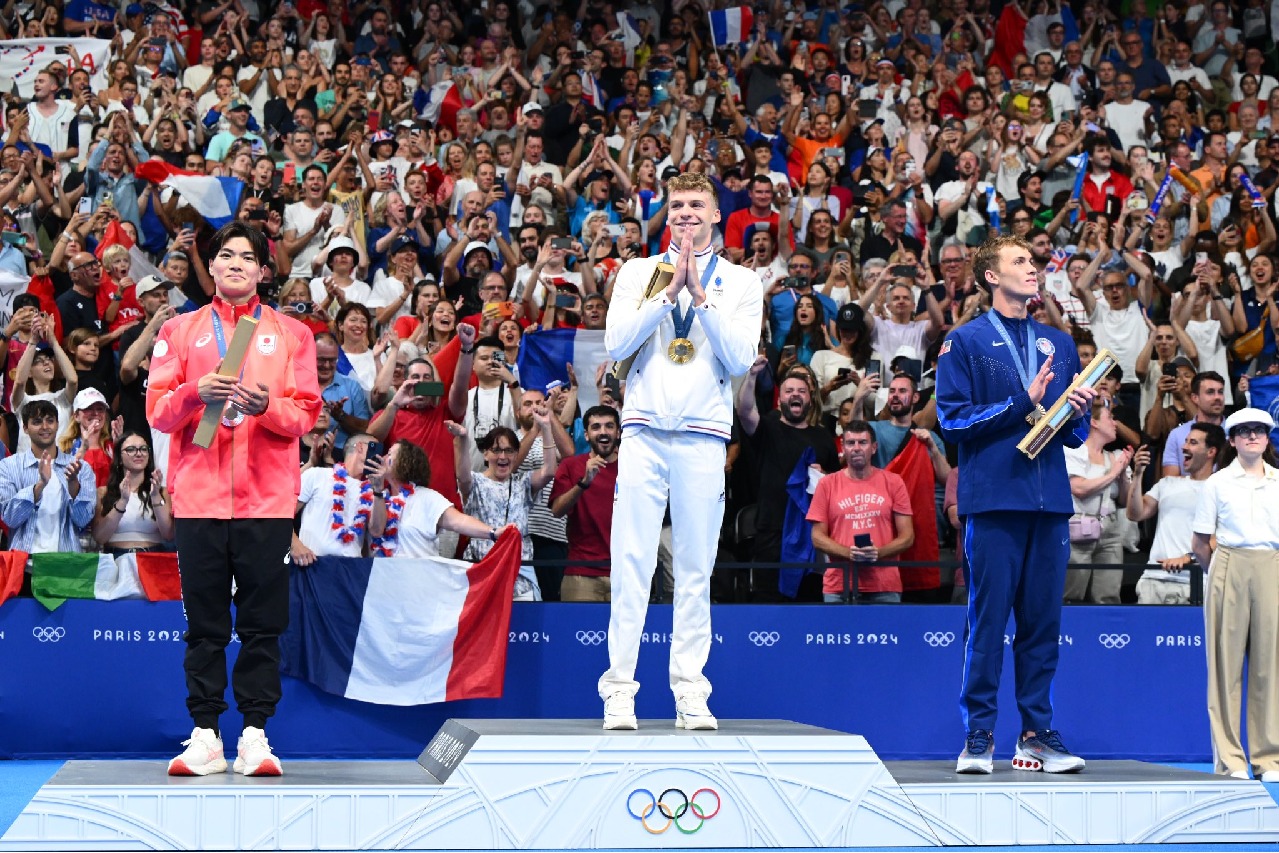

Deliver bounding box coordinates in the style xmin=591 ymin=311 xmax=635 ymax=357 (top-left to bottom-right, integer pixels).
xmin=598 ymin=428 xmax=726 ymax=701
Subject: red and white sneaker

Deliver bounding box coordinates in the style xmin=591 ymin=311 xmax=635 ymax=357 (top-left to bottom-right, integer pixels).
xmin=167 ymin=727 xmax=227 ymax=776
xmin=233 ymin=726 xmax=283 ymax=776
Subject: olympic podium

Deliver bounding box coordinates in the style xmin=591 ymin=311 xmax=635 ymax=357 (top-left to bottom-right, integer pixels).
xmin=6 ymin=719 xmax=1279 ymax=851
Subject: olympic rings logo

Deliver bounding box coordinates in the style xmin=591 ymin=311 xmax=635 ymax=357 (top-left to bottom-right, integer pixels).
xmin=1098 ymin=633 xmax=1130 ymax=649
xmin=576 ymin=630 xmax=606 ymax=646
xmin=32 ymin=627 xmax=66 ymax=642
xmin=748 ymin=631 xmax=780 ymax=647
xmin=626 ymin=788 xmax=721 ymax=834
xmin=923 ymin=631 xmax=956 ymax=647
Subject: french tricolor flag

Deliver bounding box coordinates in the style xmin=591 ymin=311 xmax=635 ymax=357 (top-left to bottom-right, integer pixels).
xmin=279 ymin=530 xmax=523 ymax=705
xmin=135 ymin=160 xmax=244 ymax=229
xmin=515 ymin=328 xmax=609 ymax=411
xmin=710 ymin=7 xmax=753 ymax=46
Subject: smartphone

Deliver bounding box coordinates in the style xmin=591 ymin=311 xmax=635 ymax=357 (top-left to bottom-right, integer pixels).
xmin=414 ymin=380 xmax=445 ymax=396
xmin=781 ymin=344 xmax=797 ymax=359
xmin=841 ymin=74 xmax=852 ymax=97
xmin=867 ymin=358 xmax=882 ymax=378
xmin=290 ymin=301 xmax=312 ymax=314
xmin=323 ymin=138 xmax=341 ymax=152
xmin=854 ymin=532 xmax=873 ymax=548
xmin=837 ymin=367 xmax=852 ymax=377
xmin=1 ymin=232 xmax=26 ymax=247
xmin=1195 ymin=251 xmax=1208 ymax=264
xmin=889 ymin=264 xmax=917 ymax=278
xmin=822 ymin=146 xmax=846 ymax=164
xmin=364 ymin=441 xmax=383 ymax=462
xmin=101 ymin=191 xmax=113 ymax=207
xmin=366 ymin=110 xmax=381 ymax=133
xmin=858 ymin=99 xmax=879 ymax=119
xmin=181 ymin=222 xmax=194 ymax=234
xmin=484 ymin=301 xmax=515 ymax=318
xmin=603 ymin=372 xmax=621 ymax=393
xmin=896 ymin=357 xmax=923 ymax=379
xmin=491 ymin=349 xmax=506 ymax=364
xmin=1105 ymin=195 xmax=1122 ymax=220
xmin=551 ymin=237 xmax=574 ymax=250
xmin=555 ymin=292 xmax=579 ymax=308
xmin=76 ymin=195 xmax=93 ymax=215
xmin=604 ymin=224 xmax=626 ymax=237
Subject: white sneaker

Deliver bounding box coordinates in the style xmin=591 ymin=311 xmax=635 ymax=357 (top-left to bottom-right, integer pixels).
xmin=1259 ymin=770 xmax=1279 ymax=783
xmin=167 ymin=727 xmax=227 ymax=776
xmin=675 ymin=694 xmax=718 ymax=730
xmin=1230 ymin=769 xmax=1251 ymax=780
xmin=603 ymin=693 xmax=638 ymax=730
xmin=232 ymin=726 xmax=283 ymax=776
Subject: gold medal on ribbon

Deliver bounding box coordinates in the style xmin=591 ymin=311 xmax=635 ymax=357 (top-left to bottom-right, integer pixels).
xmin=668 ymin=338 xmax=695 ymax=363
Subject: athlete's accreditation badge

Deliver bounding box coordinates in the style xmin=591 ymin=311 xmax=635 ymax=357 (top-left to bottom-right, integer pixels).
xmin=668 ymin=338 xmax=695 ymax=363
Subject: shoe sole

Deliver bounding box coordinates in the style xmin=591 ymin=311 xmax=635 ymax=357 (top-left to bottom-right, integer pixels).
xmin=603 ymin=717 xmax=638 ymax=730
xmin=676 ymin=716 xmax=718 ymax=730
xmin=233 ymin=757 xmax=283 ymax=776
xmin=1012 ymin=752 xmax=1085 ymax=773
xmin=168 ymin=757 xmax=227 ymax=776
xmin=955 ymin=758 xmax=993 ymax=774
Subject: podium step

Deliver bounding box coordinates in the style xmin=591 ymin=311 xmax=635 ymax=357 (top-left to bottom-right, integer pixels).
xmin=3 ymin=719 xmax=1278 ymax=850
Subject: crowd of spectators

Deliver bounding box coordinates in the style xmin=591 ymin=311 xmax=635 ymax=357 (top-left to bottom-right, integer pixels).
xmin=0 ymin=0 xmax=1274 ymax=604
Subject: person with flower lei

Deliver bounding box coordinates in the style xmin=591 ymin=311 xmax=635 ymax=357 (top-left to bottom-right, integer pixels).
xmin=290 ymin=433 xmax=377 ymax=565
xmin=366 ymin=438 xmax=507 ymax=558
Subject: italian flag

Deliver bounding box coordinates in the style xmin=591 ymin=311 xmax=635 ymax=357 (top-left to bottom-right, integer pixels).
xmin=29 ymin=552 xmax=182 ymax=611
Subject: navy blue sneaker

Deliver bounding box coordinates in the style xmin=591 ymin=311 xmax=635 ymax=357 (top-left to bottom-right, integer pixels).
xmin=956 ymin=729 xmax=995 ymax=774
xmin=1013 ymin=730 xmax=1085 ymax=773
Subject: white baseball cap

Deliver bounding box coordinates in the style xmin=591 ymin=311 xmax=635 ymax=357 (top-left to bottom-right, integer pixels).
xmin=72 ymin=387 xmax=109 ymax=411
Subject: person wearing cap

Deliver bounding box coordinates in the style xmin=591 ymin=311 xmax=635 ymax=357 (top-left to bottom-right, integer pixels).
xmin=309 ymin=234 xmax=371 ymax=315
xmin=1192 ymin=407 xmax=1279 ymax=781
xmin=59 ymin=387 xmax=115 ymax=487
xmin=148 ymin=221 xmax=321 ymax=778
xmin=937 ymin=234 xmax=1097 ymax=775
xmin=0 ymin=399 xmax=97 ymax=567
xmin=368 ymin=237 xmax=427 ymax=325
xmin=810 ymin=303 xmax=873 ymax=424
xmin=204 ymin=97 xmax=263 ymax=164
xmin=118 ymin=278 xmax=177 ymax=437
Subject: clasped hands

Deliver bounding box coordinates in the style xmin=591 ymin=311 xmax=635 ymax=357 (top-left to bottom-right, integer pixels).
xmin=662 ymin=232 xmax=707 ymax=307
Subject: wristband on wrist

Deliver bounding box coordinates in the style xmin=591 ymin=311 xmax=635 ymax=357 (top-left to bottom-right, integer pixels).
xmin=460 ymin=346 xmax=474 ymax=355
xmin=576 ymin=478 xmax=590 ymax=489
xmin=114 ymin=502 xmax=128 ymax=513
xmin=488 ymin=528 xmax=498 ymax=541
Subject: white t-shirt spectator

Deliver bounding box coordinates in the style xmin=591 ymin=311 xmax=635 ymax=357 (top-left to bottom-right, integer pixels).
xmin=389 ymin=486 xmax=453 ymax=557
xmin=284 ymin=201 xmax=346 ymax=277
xmin=1089 ymin=298 xmax=1145 ymax=384
xmin=1103 ymin=99 xmax=1153 ymax=152
xmin=297 ymin=466 xmax=367 ymax=557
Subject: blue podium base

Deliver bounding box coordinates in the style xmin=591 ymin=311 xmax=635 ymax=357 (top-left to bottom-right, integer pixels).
xmin=3 ymin=719 xmax=1277 ymax=851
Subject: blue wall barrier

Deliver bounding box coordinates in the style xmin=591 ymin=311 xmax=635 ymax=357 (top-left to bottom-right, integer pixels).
xmin=0 ymin=600 xmax=1211 ymax=761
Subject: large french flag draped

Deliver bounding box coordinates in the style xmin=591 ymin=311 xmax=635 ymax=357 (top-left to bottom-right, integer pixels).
xmin=515 ymin=328 xmax=608 ymax=411
xmin=280 ymin=529 xmax=523 ymax=706
xmin=709 ymin=7 xmax=753 ymax=46
xmin=135 ymin=160 xmax=244 ymax=229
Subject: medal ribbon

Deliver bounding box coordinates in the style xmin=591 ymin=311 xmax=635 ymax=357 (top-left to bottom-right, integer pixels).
xmin=211 ymin=304 xmax=263 ymax=362
xmin=987 ymin=311 xmax=1039 ymax=391
xmin=662 ymin=251 xmax=718 ymax=341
